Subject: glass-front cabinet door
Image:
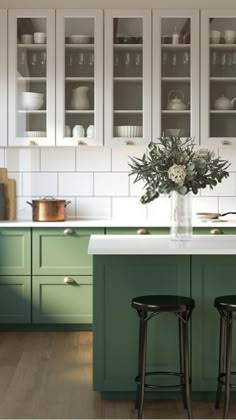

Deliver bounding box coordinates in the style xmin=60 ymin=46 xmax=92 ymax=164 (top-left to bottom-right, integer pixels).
xmin=0 ymin=10 xmax=7 ymax=146
xmin=8 ymin=10 xmax=55 ymax=146
xmin=56 ymin=10 xmax=103 ymax=146
xmin=153 ymin=10 xmax=199 ymax=142
xmin=201 ymin=10 xmax=236 ymax=146
xmin=105 ymin=10 xmax=151 ymax=146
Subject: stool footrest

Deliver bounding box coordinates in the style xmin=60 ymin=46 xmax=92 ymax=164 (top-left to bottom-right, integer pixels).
xmin=135 ymin=371 xmax=190 ymax=390
xmin=218 ymin=372 xmax=236 ymax=388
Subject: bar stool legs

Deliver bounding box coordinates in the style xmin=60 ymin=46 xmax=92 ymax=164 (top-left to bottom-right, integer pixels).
xmin=135 ymin=310 xmax=148 ymax=419
xmin=224 ymin=317 xmax=232 ymax=419
xmin=215 ymin=315 xmax=226 ymax=409
xmin=182 ymin=317 xmax=192 ymax=419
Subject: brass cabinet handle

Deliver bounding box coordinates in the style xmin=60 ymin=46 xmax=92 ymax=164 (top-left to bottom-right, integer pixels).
xmin=221 ymin=140 xmax=232 ymax=146
xmin=64 ymin=228 xmax=73 ymax=235
xmin=77 ymin=140 xmax=88 ymax=145
xmin=64 ymin=276 xmax=75 ymax=284
xmin=29 ymin=140 xmax=38 ymax=146
xmin=137 ymin=228 xmax=151 ymax=235
xmin=210 ymin=228 xmax=223 ymax=235
xmin=124 ymin=140 xmax=135 ymax=145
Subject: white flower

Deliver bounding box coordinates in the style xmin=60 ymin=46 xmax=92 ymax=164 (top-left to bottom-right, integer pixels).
xmin=168 ymin=164 xmax=186 ymax=184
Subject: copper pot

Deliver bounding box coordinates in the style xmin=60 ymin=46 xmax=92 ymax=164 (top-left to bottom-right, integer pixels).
xmin=26 ymin=198 xmax=71 ymax=222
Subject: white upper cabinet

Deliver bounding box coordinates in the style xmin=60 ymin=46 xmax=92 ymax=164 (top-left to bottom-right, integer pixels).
xmin=56 ymin=10 xmax=103 ymax=146
xmin=0 ymin=10 xmax=7 ymax=146
xmin=153 ymin=9 xmax=199 ymax=142
xmin=201 ymin=9 xmax=236 ymax=146
xmin=104 ymin=9 xmax=151 ymax=146
xmin=8 ymin=9 xmax=55 ymax=146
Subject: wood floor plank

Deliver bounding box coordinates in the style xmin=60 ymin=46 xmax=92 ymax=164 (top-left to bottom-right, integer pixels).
xmin=0 ymin=331 xmax=236 ymax=418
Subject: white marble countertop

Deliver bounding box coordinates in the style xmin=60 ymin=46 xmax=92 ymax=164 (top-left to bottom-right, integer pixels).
xmin=88 ymin=234 xmax=236 ymax=255
xmin=1 ymin=218 xmax=236 ymax=228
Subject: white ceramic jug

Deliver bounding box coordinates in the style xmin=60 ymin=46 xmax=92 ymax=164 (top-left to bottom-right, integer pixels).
xmin=72 ymin=125 xmax=85 ymax=137
xmin=214 ymin=94 xmax=236 ymax=110
xmin=70 ymin=86 xmax=89 ymax=110
xmin=86 ymin=125 xmax=95 ymax=138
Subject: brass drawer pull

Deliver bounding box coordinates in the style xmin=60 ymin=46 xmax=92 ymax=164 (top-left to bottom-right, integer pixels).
xmin=64 ymin=228 xmax=73 ymax=235
xmin=210 ymin=228 xmax=223 ymax=235
xmin=64 ymin=276 xmax=75 ymax=285
xmin=137 ymin=228 xmax=151 ymax=235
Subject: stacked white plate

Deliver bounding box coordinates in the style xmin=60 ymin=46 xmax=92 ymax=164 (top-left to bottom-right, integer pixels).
xmin=115 ymin=125 xmax=142 ymax=137
xmin=25 ymin=131 xmax=46 ymax=137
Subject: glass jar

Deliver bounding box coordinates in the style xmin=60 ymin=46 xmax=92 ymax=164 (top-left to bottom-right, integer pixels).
xmin=170 ymin=191 xmax=192 ymax=240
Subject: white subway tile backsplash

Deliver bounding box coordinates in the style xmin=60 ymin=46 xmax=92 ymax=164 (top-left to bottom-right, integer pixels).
xmin=41 ymin=148 xmax=76 ymax=172
xmin=76 ymin=147 xmax=111 ymax=171
xmin=192 ymin=196 xmax=218 ymax=217
xmin=94 ymin=173 xmax=129 ymax=196
xmin=201 ymin=173 xmax=236 ymax=196
xmin=5 ymin=148 xmax=40 ymax=172
xmin=219 ymin=197 xmax=236 ymax=215
xmin=76 ymin=197 xmax=111 ymax=219
xmin=0 ymin=149 xmax=5 ymax=167
xmin=8 ymin=172 xmax=23 ymax=196
xmin=129 ymin=175 xmax=145 ymax=197
xmin=22 ymin=173 xmax=57 ymax=196
xmin=59 ymin=173 xmax=93 ymax=196
xmin=112 ymin=197 xmax=147 ymax=220
xmin=218 ymin=147 xmax=236 ymax=171
xmin=147 ymin=197 xmax=170 ymax=224
xmin=112 ymin=146 xmax=146 ymax=172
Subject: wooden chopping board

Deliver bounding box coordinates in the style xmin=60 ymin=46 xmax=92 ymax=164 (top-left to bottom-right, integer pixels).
xmin=0 ymin=168 xmax=16 ymax=220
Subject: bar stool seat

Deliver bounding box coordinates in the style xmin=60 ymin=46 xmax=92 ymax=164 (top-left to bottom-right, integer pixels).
xmin=214 ymin=295 xmax=236 ymax=419
xmin=132 ymin=294 xmax=195 ymax=419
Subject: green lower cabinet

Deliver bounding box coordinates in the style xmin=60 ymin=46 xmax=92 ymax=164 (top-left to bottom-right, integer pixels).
xmin=192 ymin=256 xmax=236 ymax=392
xmin=33 ymin=228 xmax=103 ymax=276
xmin=32 ymin=275 xmax=92 ymax=324
xmin=0 ymin=228 xmax=31 ymax=275
xmin=93 ymin=255 xmax=190 ymax=392
xmin=0 ymin=276 xmax=31 ymax=323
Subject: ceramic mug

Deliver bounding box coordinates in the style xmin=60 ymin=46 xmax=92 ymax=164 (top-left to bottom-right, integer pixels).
xmin=72 ymin=125 xmax=85 ymax=138
xmin=34 ymin=32 xmax=46 ymax=44
xmin=210 ymin=30 xmax=221 ymax=44
xmin=223 ymin=29 xmax=236 ymax=44
xmin=86 ymin=125 xmax=95 ymax=138
xmin=21 ymin=34 xmax=33 ymax=44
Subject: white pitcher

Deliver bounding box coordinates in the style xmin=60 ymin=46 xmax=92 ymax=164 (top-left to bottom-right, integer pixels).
xmin=70 ymin=86 xmax=89 ymax=110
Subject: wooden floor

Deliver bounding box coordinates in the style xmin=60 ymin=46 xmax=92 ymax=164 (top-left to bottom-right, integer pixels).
xmin=0 ymin=331 xmax=235 ymax=419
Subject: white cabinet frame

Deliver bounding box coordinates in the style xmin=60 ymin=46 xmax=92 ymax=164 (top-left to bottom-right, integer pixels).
xmin=56 ymin=9 xmax=103 ymax=146
xmin=105 ymin=9 xmax=151 ymax=146
xmin=201 ymin=9 xmax=236 ymax=147
xmin=8 ymin=9 xmax=55 ymax=146
xmin=153 ymin=9 xmax=199 ymax=143
xmin=0 ymin=10 xmax=7 ymax=146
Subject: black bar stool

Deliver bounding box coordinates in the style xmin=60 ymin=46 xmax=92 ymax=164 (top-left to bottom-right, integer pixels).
xmin=131 ymin=294 xmax=195 ymax=419
xmin=214 ymin=295 xmax=236 ymax=419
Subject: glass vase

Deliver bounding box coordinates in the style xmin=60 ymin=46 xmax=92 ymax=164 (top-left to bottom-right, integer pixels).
xmin=170 ymin=191 xmax=192 ymax=240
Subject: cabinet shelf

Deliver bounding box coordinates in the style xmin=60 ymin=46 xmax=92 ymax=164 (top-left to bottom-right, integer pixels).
xmin=65 ymin=77 xmax=94 ymax=82
xmin=210 ymin=110 xmax=236 ymax=113
xmin=65 ymin=44 xmax=94 ymax=49
xmin=17 ymin=43 xmax=46 ymax=50
xmin=210 ymin=44 xmax=236 ymax=50
xmin=114 ymin=44 xmax=142 ymax=50
xmin=17 ymin=77 xmax=46 ymax=82
xmin=210 ymin=77 xmax=236 ymax=82
xmin=162 ymin=110 xmax=190 ymax=114
xmin=162 ymin=77 xmax=190 ymax=82
xmin=18 ymin=110 xmax=46 ymax=114
xmin=161 ymin=44 xmax=190 ymax=50
xmin=65 ymin=110 xmax=94 ymax=114
xmin=114 ymin=110 xmax=143 ymax=114
xmin=114 ymin=77 xmax=142 ymax=82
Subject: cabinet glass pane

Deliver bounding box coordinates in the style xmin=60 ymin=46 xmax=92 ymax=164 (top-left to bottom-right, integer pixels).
xmin=161 ymin=18 xmax=191 ymax=138
xmin=209 ymin=17 xmax=236 ymax=138
xmin=17 ymin=18 xmax=47 ymax=138
xmin=64 ymin=18 xmax=94 ymax=139
xmin=113 ymin=17 xmax=143 ymax=138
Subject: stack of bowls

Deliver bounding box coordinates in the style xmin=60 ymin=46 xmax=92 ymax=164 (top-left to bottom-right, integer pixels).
xmin=21 ymin=92 xmax=44 ymax=110
xmin=115 ymin=125 xmax=142 ymax=137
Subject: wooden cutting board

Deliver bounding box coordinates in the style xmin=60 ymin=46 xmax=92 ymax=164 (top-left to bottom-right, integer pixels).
xmin=0 ymin=168 xmax=16 ymax=220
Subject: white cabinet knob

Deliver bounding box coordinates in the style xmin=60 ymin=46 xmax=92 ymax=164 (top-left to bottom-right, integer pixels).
xmin=221 ymin=140 xmax=232 ymax=146
xmin=210 ymin=228 xmax=223 ymax=235
xmin=64 ymin=276 xmax=75 ymax=284
xmin=137 ymin=228 xmax=150 ymax=235
xmin=64 ymin=228 xmax=73 ymax=235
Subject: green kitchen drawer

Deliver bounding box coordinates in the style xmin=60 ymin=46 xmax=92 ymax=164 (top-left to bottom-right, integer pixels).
xmin=0 ymin=276 xmax=31 ymax=323
xmin=32 ymin=275 xmax=92 ymax=324
xmin=106 ymin=227 xmax=236 ymax=235
xmin=0 ymin=228 xmax=31 ymax=275
xmin=33 ymin=228 xmax=104 ymax=275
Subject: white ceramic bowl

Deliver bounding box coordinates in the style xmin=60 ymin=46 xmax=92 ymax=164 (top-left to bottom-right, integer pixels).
xmin=21 ymin=92 xmax=44 ymax=110
xmin=25 ymin=131 xmax=46 ymax=137
xmin=115 ymin=125 xmax=142 ymax=137
xmin=68 ymin=35 xmax=90 ymax=44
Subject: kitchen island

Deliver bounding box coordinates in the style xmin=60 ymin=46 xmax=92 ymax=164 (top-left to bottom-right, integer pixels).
xmin=89 ymin=235 xmax=236 ymax=400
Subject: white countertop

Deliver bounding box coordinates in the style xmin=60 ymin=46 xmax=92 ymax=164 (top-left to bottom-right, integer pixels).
xmin=88 ymin=234 xmax=236 ymax=255
xmin=1 ymin=218 xmax=236 ymax=228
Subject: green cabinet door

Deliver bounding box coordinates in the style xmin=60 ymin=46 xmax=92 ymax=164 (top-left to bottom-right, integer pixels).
xmin=32 ymin=275 xmax=92 ymax=324
xmin=33 ymin=228 xmax=103 ymax=275
xmin=0 ymin=228 xmax=31 ymax=275
xmin=0 ymin=276 xmax=31 ymax=323
xmin=192 ymin=256 xmax=236 ymax=392
xmin=93 ymin=255 xmax=190 ymax=392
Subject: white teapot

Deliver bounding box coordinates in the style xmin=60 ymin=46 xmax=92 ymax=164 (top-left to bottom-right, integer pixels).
xmin=214 ymin=94 xmax=236 ymax=110
xmin=167 ymin=90 xmax=189 ymax=111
